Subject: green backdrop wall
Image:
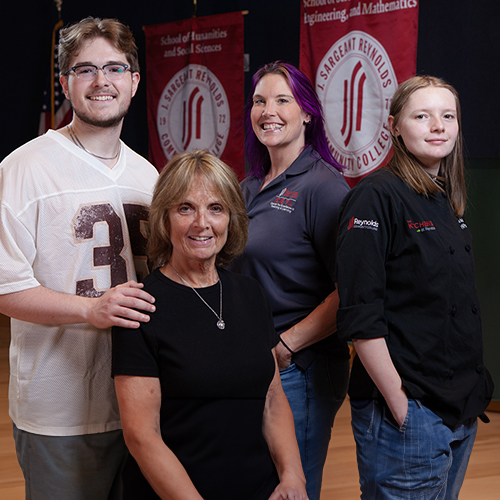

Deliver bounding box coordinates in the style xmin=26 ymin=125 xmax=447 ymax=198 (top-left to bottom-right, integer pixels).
xmin=466 ymin=160 xmax=500 ymax=401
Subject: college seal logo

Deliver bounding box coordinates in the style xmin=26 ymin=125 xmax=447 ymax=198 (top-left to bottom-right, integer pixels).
xmin=316 ymin=31 xmax=398 ymax=179
xmin=157 ymin=64 xmax=230 ymax=160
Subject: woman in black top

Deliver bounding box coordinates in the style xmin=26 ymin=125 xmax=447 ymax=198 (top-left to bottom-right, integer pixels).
xmin=337 ymin=76 xmax=493 ymax=499
xmin=112 ymin=150 xmax=307 ymax=500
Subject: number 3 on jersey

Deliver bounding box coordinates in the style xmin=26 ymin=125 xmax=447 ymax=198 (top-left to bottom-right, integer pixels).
xmin=73 ymin=202 xmax=149 ymax=297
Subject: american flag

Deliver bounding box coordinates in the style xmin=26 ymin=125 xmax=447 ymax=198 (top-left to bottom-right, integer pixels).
xmin=39 ymin=19 xmax=72 ymax=135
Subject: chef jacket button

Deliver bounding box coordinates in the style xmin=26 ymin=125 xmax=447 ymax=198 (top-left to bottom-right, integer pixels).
xmin=472 ymin=306 xmax=478 ymax=314
xmin=448 ymin=369 xmax=455 ymax=379
xmin=476 ymin=364 xmax=483 ymax=373
xmin=449 ymin=246 xmax=455 ymax=254
xmin=451 ymin=305 xmax=457 ymax=316
xmin=465 ymin=244 xmax=471 ymax=252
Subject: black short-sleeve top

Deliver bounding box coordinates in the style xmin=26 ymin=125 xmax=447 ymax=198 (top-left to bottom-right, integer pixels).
xmin=112 ymin=267 xmax=280 ymax=499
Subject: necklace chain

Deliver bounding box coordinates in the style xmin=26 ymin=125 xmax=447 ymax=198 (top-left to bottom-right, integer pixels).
xmin=68 ymin=124 xmax=120 ymax=161
xmin=425 ymin=170 xmax=445 ymax=189
xmin=169 ymin=264 xmax=225 ymax=330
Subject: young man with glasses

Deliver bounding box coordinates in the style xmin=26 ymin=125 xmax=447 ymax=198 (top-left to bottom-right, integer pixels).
xmin=0 ymin=17 xmax=158 ymax=499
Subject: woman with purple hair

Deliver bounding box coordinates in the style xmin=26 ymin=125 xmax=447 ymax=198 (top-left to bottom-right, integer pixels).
xmin=229 ymin=61 xmax=350 ymax=500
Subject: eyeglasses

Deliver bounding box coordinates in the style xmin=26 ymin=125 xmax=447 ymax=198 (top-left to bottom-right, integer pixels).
xmin=65 ymin=63 xmax=131 ymax=81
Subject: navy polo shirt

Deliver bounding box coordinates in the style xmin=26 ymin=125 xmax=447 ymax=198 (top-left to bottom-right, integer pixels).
xmin=230 ymin=146 xmax=350 ymax=369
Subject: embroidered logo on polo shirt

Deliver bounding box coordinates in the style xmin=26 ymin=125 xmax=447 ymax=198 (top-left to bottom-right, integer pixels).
xmin=270 ymin=188 xmax=298 ymax=213
xmin=457 ymin=218 xmax=467 ymax=230
xmin=407 ymin=219 xmax=435 ymax=232
xmin=347 ymin=217 xmax=379 ymax=230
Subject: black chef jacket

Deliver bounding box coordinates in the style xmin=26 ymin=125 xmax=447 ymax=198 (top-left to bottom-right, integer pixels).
xmin=336 ymin=167 xmax=493 ymax=429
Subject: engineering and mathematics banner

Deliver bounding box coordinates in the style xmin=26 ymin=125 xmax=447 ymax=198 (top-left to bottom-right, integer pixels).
xmin=300 ymin=0 xmax=419 ymax=186
xmin=144 ymin=12 xmax=244 ymax=177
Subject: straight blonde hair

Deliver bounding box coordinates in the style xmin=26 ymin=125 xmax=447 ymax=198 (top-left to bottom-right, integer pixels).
xmin=148 ymin=150 xmax=248 ymax=269
xmin=388 ymin=75 xmax=466 ymax=217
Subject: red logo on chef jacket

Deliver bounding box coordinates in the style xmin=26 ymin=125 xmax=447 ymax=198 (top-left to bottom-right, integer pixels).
xmin=316 ymin=31 xmax=397 ymax=180
xmin=407 ymin=219 xmax=435 ymax=232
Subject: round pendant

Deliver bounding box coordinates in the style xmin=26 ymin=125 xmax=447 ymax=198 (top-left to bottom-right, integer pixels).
xmin=217 ymin=319 xmax=225 ymax=330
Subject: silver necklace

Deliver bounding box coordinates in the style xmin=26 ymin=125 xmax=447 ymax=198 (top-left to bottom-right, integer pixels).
xmin=68 ymin=124 xmax=120 ymax=160
xmin=169 ymin=264 xmax=225 ymax=330
xmin=425 ymin=170 xmax=445 ymax=189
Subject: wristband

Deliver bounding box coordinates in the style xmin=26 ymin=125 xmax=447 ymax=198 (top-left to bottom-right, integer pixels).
xmin=279 ymin=335 xmax=295 ymax=355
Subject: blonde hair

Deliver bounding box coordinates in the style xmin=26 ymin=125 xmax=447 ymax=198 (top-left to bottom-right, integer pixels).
xmin=388 ymin=75 xmax=466 ymax=217
xmin=148 ymin=150 xmax=248 ymax=268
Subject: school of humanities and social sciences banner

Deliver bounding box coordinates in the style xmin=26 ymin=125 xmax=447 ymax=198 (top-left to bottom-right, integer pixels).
xmin=144 ymin=12 xmax=244 ymax=177
xmin=300 ymin=0 xmax=419 ymax=186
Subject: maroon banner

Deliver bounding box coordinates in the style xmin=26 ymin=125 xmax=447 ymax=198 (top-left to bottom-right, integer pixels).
xmin=300 ymin=1 xmax=419 ymax=186
xmin=145 ymin=12 xmax=244 ymax=178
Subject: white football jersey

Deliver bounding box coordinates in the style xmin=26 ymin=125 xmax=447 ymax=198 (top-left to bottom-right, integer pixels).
xmin=0 ymin=130 xmax=159 ymax=435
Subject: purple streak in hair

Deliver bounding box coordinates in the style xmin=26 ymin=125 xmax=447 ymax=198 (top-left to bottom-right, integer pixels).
xmin=244 ymin=60 xmax=344 ymax=179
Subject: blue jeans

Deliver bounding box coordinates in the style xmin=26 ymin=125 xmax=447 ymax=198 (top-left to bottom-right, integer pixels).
xmin=280 ymin=355 xmax=349 ymax=500
xmin=351 ymin=399 xmax=478 ymax=500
